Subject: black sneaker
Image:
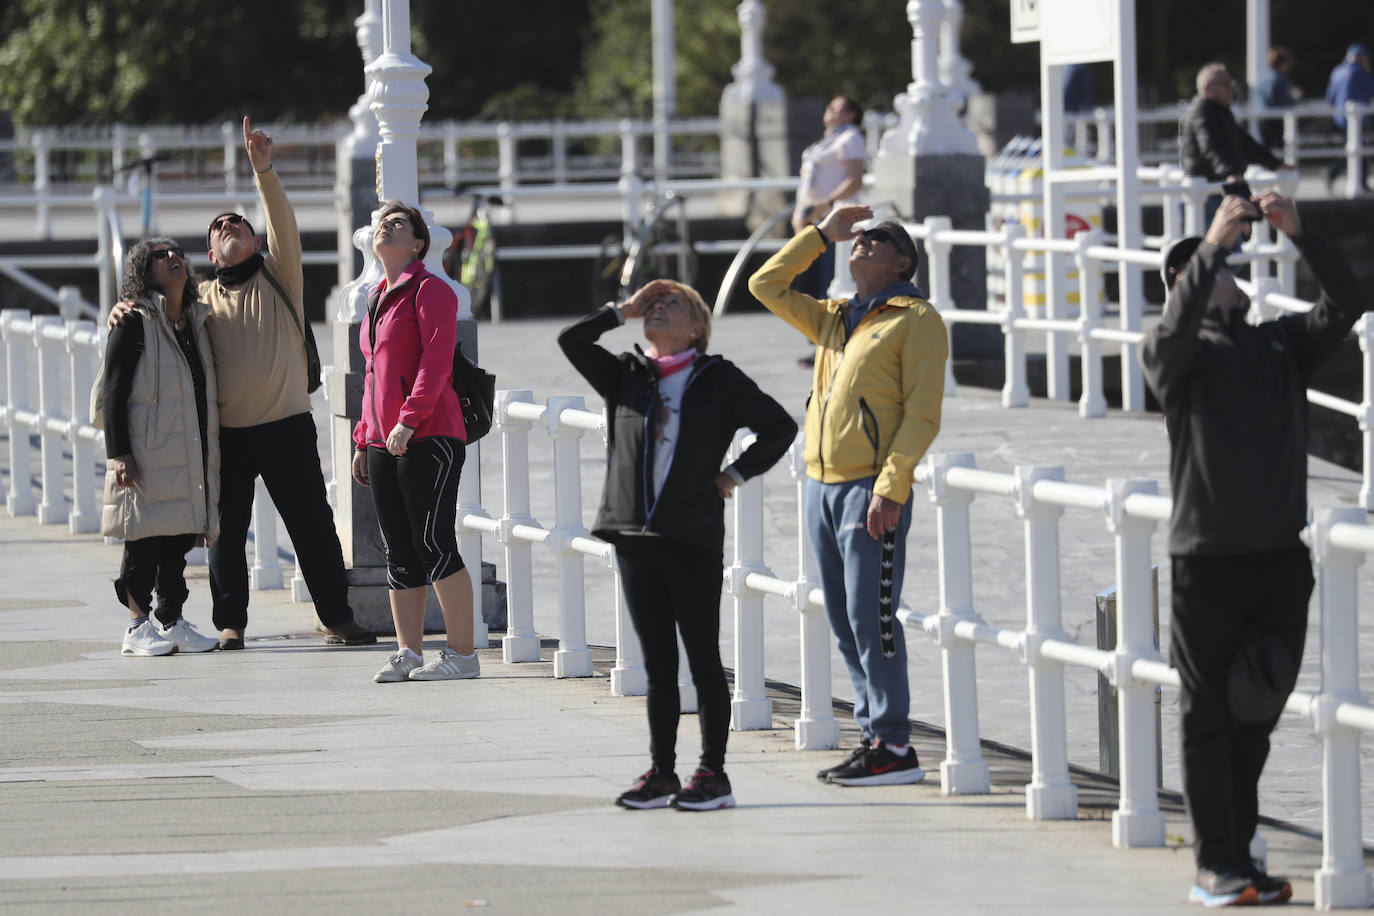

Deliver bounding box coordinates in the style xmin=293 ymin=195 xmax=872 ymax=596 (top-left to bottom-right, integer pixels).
xmin=817 ymin=740 xmax=870 ymax=783
xmin=672 ymin=767 xmax=736 ymax=811
xmin=615 ymin=768 xmax=680 ymax=810
xmin=324 ymin=620 xmax=377 ymax=646
xmin=827 ymin=742 xmax=925 ymax=787
xmin=1246 ymin=860 xmax=1292 ymax=905
xmin=1189 ymin=867 xmax=1260 ymax=908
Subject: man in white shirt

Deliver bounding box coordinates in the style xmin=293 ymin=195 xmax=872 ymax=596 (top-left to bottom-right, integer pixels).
xmin=791 ymin=95 xmax=867 ymax=301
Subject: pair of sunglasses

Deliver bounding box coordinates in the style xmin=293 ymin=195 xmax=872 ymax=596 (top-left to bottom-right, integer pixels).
xmin=150 ymin=246 xmax=184 ymax=261
xmin=210 ymin=213 xmax=250 ymax=235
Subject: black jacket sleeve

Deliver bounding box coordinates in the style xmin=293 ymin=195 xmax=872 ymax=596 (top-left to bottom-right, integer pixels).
xmin=722 ymin=364 xmax=798 ymax=481
xmin=1281 ymin=231 xmax=1369 ymax=376
xmin=102 ymin=314 xmax=145 ymax=459
xmin=1139 ymin=241 xmax=1230 ymax=407
xmin=1194 ymin=100 xmax=1281 ymax=179
xmin=557 ymin=305 xmax=627 ymax=399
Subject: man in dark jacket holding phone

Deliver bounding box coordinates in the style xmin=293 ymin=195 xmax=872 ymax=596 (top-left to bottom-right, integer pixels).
xmin=1141 ymin=190 xmax=1365 ymax=907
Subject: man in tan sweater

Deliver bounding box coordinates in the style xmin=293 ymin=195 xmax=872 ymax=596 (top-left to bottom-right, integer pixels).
xmin=118 ymin=118 xmax=373 ymax=649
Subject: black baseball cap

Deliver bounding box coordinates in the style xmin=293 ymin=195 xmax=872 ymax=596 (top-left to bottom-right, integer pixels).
xmin=861 ymin=221 xmax=920 ymax=280
xmin=1161 ymin=236 xmax=1203 ymax=287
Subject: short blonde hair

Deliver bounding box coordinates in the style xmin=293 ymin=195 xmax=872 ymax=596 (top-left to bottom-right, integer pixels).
xmin=661 ymin=280 xmax=712 ymax=353
xmin=1197 ymin=63 xmax=1230 ymax=96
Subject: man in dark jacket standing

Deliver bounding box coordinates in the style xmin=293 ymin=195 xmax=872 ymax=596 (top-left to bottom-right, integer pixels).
xmin=1141 ymin=191 xmax=1366 ymax=907
xmin=1180 ymin=63 xmax=1283 ymax=184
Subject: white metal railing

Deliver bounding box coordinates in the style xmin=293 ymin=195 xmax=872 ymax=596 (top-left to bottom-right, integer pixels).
xmin=3 ymin=304 xmax=1372 ymax=907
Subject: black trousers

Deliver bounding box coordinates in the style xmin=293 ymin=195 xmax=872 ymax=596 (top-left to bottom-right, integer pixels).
xmin=366 ymin=438 xmax=465 ymax=590
xmin=615 ymin=536 xmax=729 ymax=774
xmin=209 ymin=413 xmax=352 ymax=632
xmin=115 ymin=533 xmax=197 ymax=626
xmin=1170 ymin=547 xmax=1312 ymax=872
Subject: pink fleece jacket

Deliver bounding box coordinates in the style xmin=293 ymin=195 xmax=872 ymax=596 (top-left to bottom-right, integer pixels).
xmin=353 ymin=261 xmax=467 ymax=449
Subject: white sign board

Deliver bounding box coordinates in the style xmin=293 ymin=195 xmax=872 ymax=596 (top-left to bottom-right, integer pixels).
xmin=1041 ymin=0 xmax=1118 ymax=63
xmin=1010 ymin=0 xmax=1040 ymax=44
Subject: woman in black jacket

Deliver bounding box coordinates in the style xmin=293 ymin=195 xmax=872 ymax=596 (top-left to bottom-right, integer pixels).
xmin=559 ymin=279 xmax=797 ymax=811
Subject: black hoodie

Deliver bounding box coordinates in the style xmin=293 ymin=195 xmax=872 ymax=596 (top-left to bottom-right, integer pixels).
xmin=559 ymin=306 xmax=798 ymax=554
xmin=1140 ymin=232 xmax=1365 ymax=555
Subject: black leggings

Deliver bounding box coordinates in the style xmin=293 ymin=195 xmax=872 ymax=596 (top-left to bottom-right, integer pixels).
xmin=116 ymin=533 xmax=197 ymax=626
xmin=614 ymin=535 xmax=729 ymax=774
xmin=367 ymin=437 xmax=465 ymax=589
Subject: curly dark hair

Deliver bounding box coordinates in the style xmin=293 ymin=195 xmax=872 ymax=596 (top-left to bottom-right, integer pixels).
xmin=120 ymin=237 xmax=200 ymax=304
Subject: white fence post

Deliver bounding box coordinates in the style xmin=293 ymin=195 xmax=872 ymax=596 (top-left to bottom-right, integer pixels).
xmin=547 ymin=395 xmax=594 ymax=678
xmin=1014 ymin=465 xmax=1078 ymax=820
xmin=1001 ymin=221 xmax=1030 ymax=408
xmin=1104 ymin=477 xmax=1166 ymax=848
xmin=1344 ymin=107 xmax=1361 ymax=199
xmin=250 ymin=484 xmax=283 ymax=589
xmin=457 ymin=439 xmax=490 ymax=650
xmin=222 ymin=120 xmax=238 ymax=195
xmin=33 ymin=130 xmax=51 ymax=239
xmin=728 ymin=431 xmax=772 ymax=730
xmin=497 ymin=122 xmax=516 ymax=191
xmin=789 ymin=434 xmax=838 ymax=750
xmin=1308 ymin=508 xmax=1374 ymax=909
xmin=923 ymin=215 xmax=958 ymax=397
xmin=443 ymin=121 xmax=460 ymax=189
xmin=497 ymin=389 xmax=541 ymax=662
xmin=926 ymin=453 xmax=991 ymax=794
xmin=1075 ymin=230 xmax=1106 ymax=418
xmin=33 ymin=316 xmax=67 ymax=525
xmin=609 ymin=551 xmax=647 ymax=696
xmin=66 ymin=319 xmax=100 ymax=534
xmin=2 ymin=311 xmax=36 ymax=516
xmin=1358 ymin=315 xmax=1374 ymax=512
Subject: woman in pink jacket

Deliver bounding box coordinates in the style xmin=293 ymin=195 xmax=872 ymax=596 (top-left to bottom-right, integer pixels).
xmin=351 ymin=201 xmax=477 ymax=683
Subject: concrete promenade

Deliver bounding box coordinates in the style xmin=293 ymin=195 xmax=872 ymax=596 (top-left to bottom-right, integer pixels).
xmin=1 ymin=312 xmax=1371 ymax=912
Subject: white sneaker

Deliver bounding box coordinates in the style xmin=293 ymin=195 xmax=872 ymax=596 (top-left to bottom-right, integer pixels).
xmin=121 ymin=619 xmax=178 ymax=657
xmin=408 ymin=647 xmax=480 ymax=680
xmin=158 ymin=618 xmax=219 ymax=653
xmin=374 ymin=649 xmax=424 ymax=683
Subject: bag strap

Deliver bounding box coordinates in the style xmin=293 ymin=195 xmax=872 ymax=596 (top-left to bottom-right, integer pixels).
xmin=261 ymin=265 xmax=306 ymax=343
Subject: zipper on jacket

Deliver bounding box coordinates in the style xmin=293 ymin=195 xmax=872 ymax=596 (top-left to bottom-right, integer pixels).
xmin=366 ymin=296 xmax=385 ymax=445
xmin=815 ymin=305 xmax=885 ymax=481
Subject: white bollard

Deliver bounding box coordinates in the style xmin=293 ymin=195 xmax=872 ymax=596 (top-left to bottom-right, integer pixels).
xmin=33 ymin=316 xmax=67 ymax=526
xmin=1104 ymin=477 xmax=1166 ymax=848
xmin=1075 ymin=230 xmax=1107 ymax=419
xmin=1014 ymin=465 xmax=1078 ymax=820
xmin=250 ymin=483 xmax=283 ymax=590
xmin=728 ymin=431 xmax=772 ymax=730
xmin=2 ymin=310 xmax=36 ymax=516
xmin=926 ymin=452 xmax=991 ymax=794
xmin=547 ymin=395 xmax=594 ymax=678
xmin=1001 ymin=221 xmax=1030 ymax=408
xmin=497 ymin=390 xmax=541 ymax=663
xmin=66 ymin=319 xmax=101 ymax=534
xmin=1308 ymin=508 xmax=1374 ymax=910
xmin=789 ymin=434 xmax=839 ymax=750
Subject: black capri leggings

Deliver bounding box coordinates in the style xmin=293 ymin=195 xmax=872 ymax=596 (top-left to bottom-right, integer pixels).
xmin=366 ymin=437 xmax=466 ymax=589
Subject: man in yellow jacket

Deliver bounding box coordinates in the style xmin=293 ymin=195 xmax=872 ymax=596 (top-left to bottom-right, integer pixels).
xmin=749 ymin=204 xmax=948 ymax=786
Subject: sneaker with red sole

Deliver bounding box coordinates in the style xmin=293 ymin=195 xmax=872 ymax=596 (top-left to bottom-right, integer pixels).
xmin=615 ymin=768 xmax=680 ymax=810
xmin=672 ymin=767 xmax=736 ymax=811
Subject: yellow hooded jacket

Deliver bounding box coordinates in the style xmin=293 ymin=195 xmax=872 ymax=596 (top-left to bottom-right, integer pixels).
xmin=748 ymin=229 xmax=948 ymax=505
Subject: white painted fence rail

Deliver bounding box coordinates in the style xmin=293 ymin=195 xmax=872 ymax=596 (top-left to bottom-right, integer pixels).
xmin=4 ymin=311 xmax=1373 ymax=909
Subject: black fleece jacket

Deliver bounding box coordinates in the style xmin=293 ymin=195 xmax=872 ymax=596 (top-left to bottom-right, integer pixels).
xmin=558 ymin=306 xmax=798 ymax=555
xmin=1179 ymin=95 xmax=1281 ymax=181
xmin=1140 ymin=231 xmax=1366 ymax=555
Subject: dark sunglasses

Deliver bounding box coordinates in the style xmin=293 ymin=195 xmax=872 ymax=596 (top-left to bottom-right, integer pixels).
xmin=150 ymin=246 xmax=184 ymax=261
xmin=210 ymin=214 xmax=249 ymax=234
xmin=860 ymin=228 xmax=899 ymax=246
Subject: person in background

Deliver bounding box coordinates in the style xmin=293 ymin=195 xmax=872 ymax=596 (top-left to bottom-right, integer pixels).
xmin=99 ymin=239 xmax=220 ymax=656
xmin=791 ymin=95 xmax=867 ymax=303
xmin=559 ymin=280 xmax=796 ymax=811
xmin=1141 ymin=190 xmax=1364 ymax=908
xmin=1325 ymin=42 xmax=1374 ymax=191
xmin=353 ymin=201 xmax=478 ymax=684
xmin=1256 ymin=47 xmax=1300 ymax=152
xmin=750 ymin=205 xmax=948 ymax=787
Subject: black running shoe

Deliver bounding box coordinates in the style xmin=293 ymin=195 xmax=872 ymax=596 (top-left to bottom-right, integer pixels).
xmin=827 ymin=742 xmax=925 ymax=787
xmin=1247 ymin=860 xmax=1293 ymax=905
xmin=672 ymin=767 xmax=736 ymax=811
xmin=615 ymin=768 xmax=680 ymax=810
xmin=324 ymin=619 xmax=377 ymax=646
xmin=817 ymin=740 xmax=870 ymax=783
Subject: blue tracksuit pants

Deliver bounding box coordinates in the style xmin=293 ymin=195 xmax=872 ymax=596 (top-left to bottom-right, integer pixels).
xmin=804 ymin=476 xmax=913 ymax=745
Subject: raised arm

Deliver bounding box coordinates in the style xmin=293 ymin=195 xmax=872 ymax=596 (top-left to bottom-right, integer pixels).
xmin=245 ymin=117 xmax=303 ymax=306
